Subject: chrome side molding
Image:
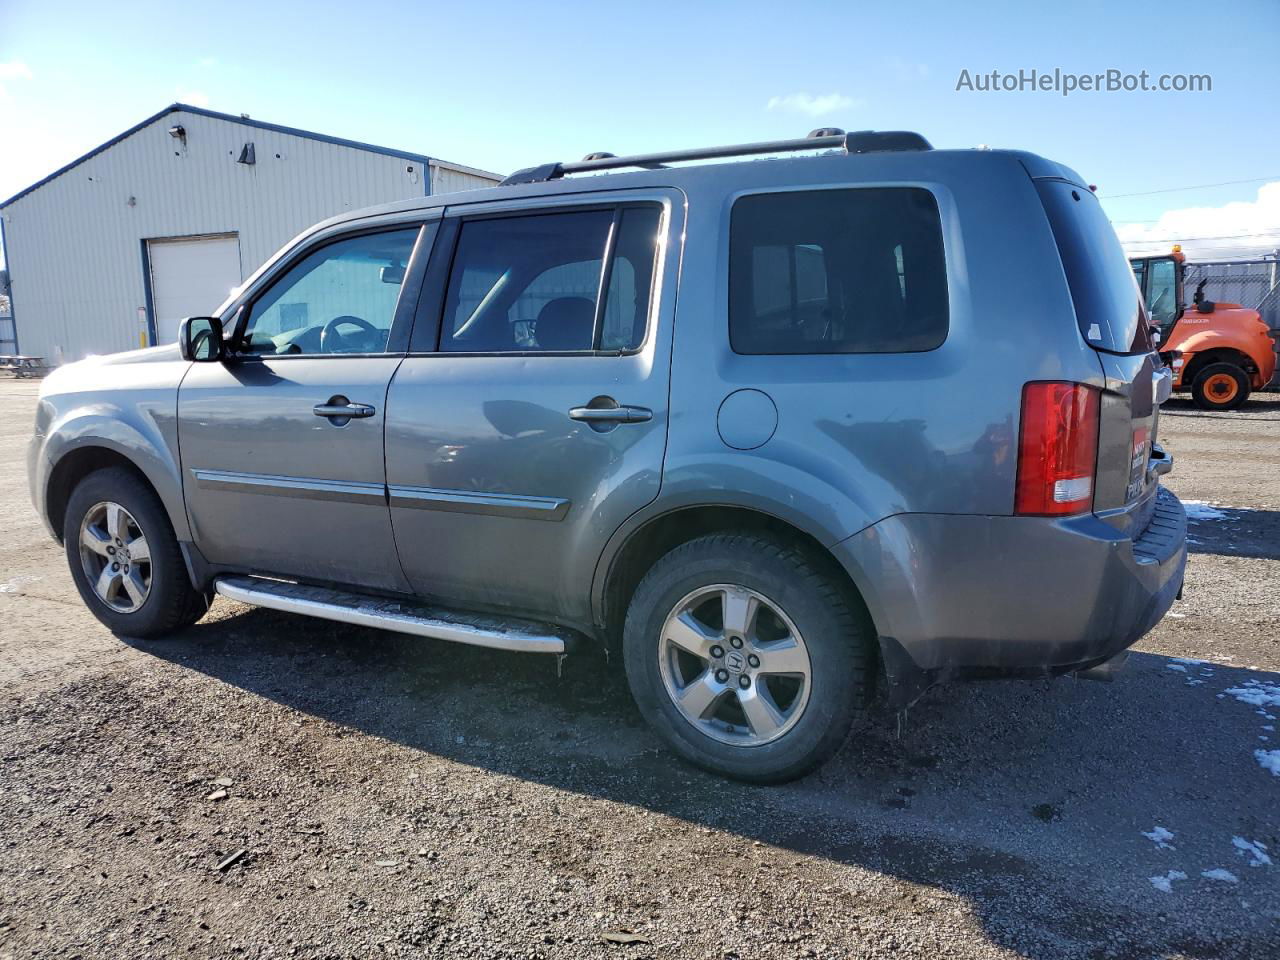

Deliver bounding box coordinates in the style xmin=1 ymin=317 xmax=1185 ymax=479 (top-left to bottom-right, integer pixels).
xmin=387 ymin=484 xmax=570 ymax=521
xmin=214 ymin=575 xmax=569 ymax=654
xmin=192 ymin=469 xmax=385 ymax=505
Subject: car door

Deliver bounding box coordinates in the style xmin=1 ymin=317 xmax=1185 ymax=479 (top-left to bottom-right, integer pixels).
xmin=178 ymin=218 xmax=436 ymax=592
xmin=385 ymin=190 xmax=683 ymax=622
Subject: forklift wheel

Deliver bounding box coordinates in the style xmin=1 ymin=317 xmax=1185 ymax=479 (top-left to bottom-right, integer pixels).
xmin=1190 ymin=363 xmax=1250 ymax=412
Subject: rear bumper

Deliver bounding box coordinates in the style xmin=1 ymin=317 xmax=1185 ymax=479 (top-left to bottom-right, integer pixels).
xmin=833 ymin=487 xmax=1187 ymax=705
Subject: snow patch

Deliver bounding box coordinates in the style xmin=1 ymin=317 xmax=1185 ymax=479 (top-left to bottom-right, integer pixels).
xmin=1255 ymin=749 xmax=1280 ymax=777
xmin=1167 ymin=664 xmax=1188 ymax=673
xmin=1232 ymin=837 xmax=1272 ymax=867
xmin=1201 ymin=868 xmax=1239 ymax=884
xmin=1182 ymin=500 xmax=1231 ymax=521
xmin=1149 ymin=870 xmax=1188 ymax=892
xmin=1223 ymin=680 xmax=1280 ymax=709
xmin=1142 ymin=826 xmax=1176 ymax=850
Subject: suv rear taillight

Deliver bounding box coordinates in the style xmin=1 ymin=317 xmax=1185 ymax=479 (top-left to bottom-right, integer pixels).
xmin=1015 ymin=382 xmax=1100 ymax=516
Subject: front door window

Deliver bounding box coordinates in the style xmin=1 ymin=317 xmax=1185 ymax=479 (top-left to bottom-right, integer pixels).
xmin=239 ymin=228 xmax=420 ymax=356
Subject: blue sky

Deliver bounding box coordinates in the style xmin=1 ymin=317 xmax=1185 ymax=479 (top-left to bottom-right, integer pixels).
xmin=2 ymin=0 xmax=1279 ymax=267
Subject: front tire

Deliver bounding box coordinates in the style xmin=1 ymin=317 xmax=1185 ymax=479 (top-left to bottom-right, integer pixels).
xmin=623 ymin=533 xmax=875 ymax=783
xmin=64 ymin=467 xmax=208 ymax=638
xmin=1191 ymin=362 xmax=1250 ymax=411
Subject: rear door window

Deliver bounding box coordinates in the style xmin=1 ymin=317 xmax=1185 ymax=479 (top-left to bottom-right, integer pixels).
xmin=439 ymin=205 xmax=661 ymax=354
xmin=1036 ymin=180 xmax=1152 ymax=355
xmin=729 ymin=188 xmax=948 ymax=354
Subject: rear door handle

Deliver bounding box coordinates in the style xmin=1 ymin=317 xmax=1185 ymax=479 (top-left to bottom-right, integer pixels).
xmin=313 ymin=399 xmax=376 ymax=420
xmin=568 ymin=404 xmax=652 ymax=424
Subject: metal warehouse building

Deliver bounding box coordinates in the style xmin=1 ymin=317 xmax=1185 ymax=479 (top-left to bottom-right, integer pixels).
xmin=0 ymin=103 xmax=500 ymax=362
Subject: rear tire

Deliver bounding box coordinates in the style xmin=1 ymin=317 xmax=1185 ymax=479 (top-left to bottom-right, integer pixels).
xmin=1190 ymin=362 xmax=1250 ymax=411
xmin=64 ymin=467 xmax=208 ymax=638
xmin=622 ymin=533 xmax=875 ymax=783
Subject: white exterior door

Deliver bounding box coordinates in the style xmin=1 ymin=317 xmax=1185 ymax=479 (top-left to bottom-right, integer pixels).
xmin=147 ymin=235 xmax=242 ymax=344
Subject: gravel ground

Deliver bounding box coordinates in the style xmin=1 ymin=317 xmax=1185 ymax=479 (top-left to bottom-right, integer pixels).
xmin=1 ymin=379 xmax=1277 ymax=959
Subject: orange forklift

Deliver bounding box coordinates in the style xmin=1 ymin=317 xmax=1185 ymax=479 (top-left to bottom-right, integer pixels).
xmin=1130 ymin=246 xmax=1276 ymax=410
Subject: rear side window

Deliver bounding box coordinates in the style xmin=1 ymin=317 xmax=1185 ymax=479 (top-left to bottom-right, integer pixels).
xmin=440 ymin=206 xmax=660 ymax=354
xmin=729 ymin=188 xmax=948 ymax=355
xmin=1036 ymin=180 xmax=1151 ymax=355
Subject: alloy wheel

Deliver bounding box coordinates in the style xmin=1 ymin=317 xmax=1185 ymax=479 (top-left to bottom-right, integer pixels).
xmin=658 ymin=584 xmax=812 ymax=746
xmin=78 ymin=501 xmax=152 ymax=613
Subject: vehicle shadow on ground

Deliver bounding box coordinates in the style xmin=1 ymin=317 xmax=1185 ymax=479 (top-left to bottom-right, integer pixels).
xmin=132 ymin=611 xmax=1279 ymax=959
xmin=1187 ymin=506 xmax=1280 ymax=560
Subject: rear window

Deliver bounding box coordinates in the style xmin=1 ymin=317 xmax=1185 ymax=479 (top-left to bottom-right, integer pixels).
xmin=729 ymin=188 xmax=948 ymax=355
xmin=1036 ymin=180 xmax=1152 ymax=355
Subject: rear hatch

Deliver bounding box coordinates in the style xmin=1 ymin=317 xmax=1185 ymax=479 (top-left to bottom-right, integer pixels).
xmin=1034 ymin=177 xmax=1167 ymax=537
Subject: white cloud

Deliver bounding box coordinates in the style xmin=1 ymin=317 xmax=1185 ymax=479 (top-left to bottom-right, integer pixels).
xmin=176 ymin=90 xmax=211 ymax=108
xmin=0 ymin=61 xmax=33 ymax=100
xmin=197 ymin=56 xmax=218 ymax=68
xmin=766 ymin=92 xmax=860 ymax=117
xmin=1114 ymin=181 xmax=1280 ymax=260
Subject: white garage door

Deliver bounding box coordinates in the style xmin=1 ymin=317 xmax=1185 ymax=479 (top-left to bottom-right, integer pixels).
xmin=147 ymin=235 xmax=242 ymax=344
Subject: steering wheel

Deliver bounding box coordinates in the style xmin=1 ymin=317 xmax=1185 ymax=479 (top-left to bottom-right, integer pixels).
xmin=320 ymin=315 xmax=379 ymax=354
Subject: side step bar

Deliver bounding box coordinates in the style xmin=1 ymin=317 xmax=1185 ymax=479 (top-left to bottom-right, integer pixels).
xmin=214 ymin=575 xmax=571 ymax=654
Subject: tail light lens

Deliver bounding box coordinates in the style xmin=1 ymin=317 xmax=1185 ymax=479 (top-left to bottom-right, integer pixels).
xmin=1015 ymin=382 xmax=1100 ymax=516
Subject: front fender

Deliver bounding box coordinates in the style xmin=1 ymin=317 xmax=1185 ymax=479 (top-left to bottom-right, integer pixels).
xmin=40 ymin=401 xmax=189 ymax=541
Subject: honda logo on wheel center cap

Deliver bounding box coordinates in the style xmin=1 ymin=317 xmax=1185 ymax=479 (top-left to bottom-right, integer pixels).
xmin=725 ymin=650 xmax=746 ymax=674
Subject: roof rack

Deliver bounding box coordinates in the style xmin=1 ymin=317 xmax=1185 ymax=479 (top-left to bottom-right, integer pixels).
xmin=499 ymin=128 xmax=932 ymax=186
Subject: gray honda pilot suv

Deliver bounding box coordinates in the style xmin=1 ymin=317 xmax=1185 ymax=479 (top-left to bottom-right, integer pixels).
xmin=28 ymin=129 xmax=1186 ymax=782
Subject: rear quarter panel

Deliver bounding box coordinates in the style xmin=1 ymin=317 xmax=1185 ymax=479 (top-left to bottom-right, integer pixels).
xmin=660 ymin=150 xmax=1103 ymax=546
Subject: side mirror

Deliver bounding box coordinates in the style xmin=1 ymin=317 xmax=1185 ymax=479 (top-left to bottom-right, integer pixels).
xmin=178 ymin=316 xmax=225 ymax=362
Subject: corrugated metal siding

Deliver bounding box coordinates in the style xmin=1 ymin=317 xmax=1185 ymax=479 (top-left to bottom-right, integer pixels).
xmin=430 ymin=164 xmax=500 ymax=196
xmin=1 ymin=109 xmax=431 ymax=362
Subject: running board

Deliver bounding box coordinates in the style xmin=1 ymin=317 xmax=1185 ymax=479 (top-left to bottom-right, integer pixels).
xmin=214 ymin=575 xmax=570 ymax=654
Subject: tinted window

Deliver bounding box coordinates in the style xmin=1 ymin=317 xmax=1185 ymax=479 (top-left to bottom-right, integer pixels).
xmin=440 ymin=206 xmax=660 ymax=353
xmin=729 ymin=188 xmax=948 ymax=355
xmin=1036 ymin=181 xmax=1151 ymax=355
xmin=241 ymin=228 xmax=420 ymax=356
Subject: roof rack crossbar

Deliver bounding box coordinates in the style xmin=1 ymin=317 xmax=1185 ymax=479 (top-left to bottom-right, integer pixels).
xmin=500 ymin=129 xmax=931 ymax=186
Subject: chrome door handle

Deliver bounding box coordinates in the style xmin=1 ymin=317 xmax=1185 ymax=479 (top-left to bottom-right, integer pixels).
xmin=568 ymin=404 xmax=652 ymax=424
xmin=313 ymin=400 xmax=376 ymax=420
